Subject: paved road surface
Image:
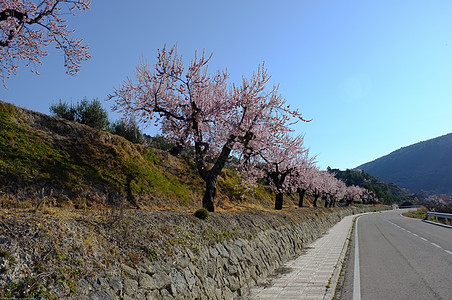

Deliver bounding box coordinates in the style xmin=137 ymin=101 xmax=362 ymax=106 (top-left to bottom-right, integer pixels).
xmin=337 ymin=210 xmax=452 ymax=300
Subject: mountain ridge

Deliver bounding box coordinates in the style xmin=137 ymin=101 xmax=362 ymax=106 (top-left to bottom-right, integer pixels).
xmin=356 ymin=132 xmax=452 ymax=194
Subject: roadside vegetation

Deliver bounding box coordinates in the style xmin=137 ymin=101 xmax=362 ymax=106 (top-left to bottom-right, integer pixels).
xmin=330 ymin=168 xmax=413 ymax=205
xmin=402 ymin=207 xmax=428 ymax=219
xmin=402 ymin=205 xmax=451 ymax=227
xmin=1 ymin=101 xmax=387 ymax=212
xmin=0 ymin=101 xmax=283 ymax=211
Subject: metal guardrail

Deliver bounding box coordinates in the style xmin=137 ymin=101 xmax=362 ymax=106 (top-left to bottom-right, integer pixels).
xmin=427 ymin=212 xmax=452 ymax=226
xmin=398 ymin=205 xmax=423 ymax=209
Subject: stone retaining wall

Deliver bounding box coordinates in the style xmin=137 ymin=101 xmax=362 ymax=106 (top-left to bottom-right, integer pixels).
xmin=74 ymin=209 xmax=352 ymax=300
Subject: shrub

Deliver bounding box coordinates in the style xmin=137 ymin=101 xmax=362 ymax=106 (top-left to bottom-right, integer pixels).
xmin=50 ymin=98 xmax=109 ymax=130
xmin=144 ymin=134 xmax=174 ymax=151
xmin=109 ymin=119 xmax=144 ymax=144
xmin=194 ymin=208 xmax=209 ymax=220
xmin=403 ymin=207 xmax=428 ymax=219
xmin=49 ymin=100 xmax=75 ymax=121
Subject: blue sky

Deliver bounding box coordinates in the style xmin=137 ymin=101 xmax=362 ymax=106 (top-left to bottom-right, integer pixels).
xmin=1 ymin=0 xmax=451 ymax=170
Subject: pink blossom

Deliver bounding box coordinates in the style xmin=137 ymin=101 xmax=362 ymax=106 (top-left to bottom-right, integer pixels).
xmin=0 ymin=0 xmax=91 ymax=86
xmin=108 ymin=45 xmax=309 ymax=211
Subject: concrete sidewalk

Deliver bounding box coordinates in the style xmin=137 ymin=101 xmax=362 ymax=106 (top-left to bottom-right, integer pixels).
xmin=246 ymin=214 xmax=356 ymax=300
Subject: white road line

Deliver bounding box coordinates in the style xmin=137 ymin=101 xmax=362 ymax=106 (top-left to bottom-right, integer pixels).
xmin=353 ymin=216 xmax=361 ymax=300
xmin=431 ymin=243 xmax=441 ymax=249
xmin=385 ymin=220 xmax=448 ymax=253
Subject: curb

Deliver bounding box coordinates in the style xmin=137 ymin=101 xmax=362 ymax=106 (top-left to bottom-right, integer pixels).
xmin=323 ymin=215 xmax=355 ymax=299
xmin=422 ymin=219 xmax=452 ymax=229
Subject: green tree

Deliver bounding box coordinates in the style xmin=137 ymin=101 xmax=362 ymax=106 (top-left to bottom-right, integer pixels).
xmin=145 ymin=134 xmax=175 ymax=151
xmin=109 ymin=119 xmax=144 ymax=144
xmin=50 ymin=98 xmax=109 ymax=130
xmin=49 ymin=100 xmax=76 ymax=121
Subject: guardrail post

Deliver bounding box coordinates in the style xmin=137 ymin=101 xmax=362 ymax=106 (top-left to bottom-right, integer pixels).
xmin=427 ymin=211 xmax=452 ymax=226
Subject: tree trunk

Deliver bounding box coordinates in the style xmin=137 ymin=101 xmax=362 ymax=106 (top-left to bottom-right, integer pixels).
xmin=313 ymin=194 xmax=319 ymax=207
xmin=297 ymin=188 xmax=306 ymax=207
xmin=196 ymin=136 xmax=234 ymax=213
xmin=202 ymin=176 xmax=217 ymax=212
xmin=329 ymin=198 xmax=335 ymax=208
xmin=275 ymin=192 xmax=284 ymax=210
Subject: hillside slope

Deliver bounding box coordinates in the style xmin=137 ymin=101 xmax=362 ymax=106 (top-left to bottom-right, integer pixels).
xmin=356 ymin=133 xmax=452 ymax=194
xmin=330 ymin=168 xmax=412 ymax=204
xmin=0 ymin=101 xmax=282 ymax=211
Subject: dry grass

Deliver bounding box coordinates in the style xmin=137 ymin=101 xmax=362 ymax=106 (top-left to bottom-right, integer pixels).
xmin=402 ymin=207 xmax=428 ymax=219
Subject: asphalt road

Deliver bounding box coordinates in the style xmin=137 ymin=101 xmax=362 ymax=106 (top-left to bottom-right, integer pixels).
xmin=336 ymin=210 xmax=452 ymax=300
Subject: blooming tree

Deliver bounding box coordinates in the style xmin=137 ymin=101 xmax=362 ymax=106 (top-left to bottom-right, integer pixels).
xmin=311 ymin=170 xmax=327 ymax=207
xmin=319 ymin=173 xmax=345 ymax=208
xmin=306 ymin=170 xmax=341 ymax=207
xmin=327 ymin=177 xmax=346 ymax=207
xmin=242 ymin=133 xmax=309 ymax=210
xmin=286 ymin=152 xmax=316 ymax=207
xmin=108 ymin=45 xmax=308 ymax=211
xmin=361 ymin=189 xmax=377 ymax=205
xmin=0 ymin=0 xmax=91 ymax=85
xmin=344 ymin=185 xmax=364 ymax=206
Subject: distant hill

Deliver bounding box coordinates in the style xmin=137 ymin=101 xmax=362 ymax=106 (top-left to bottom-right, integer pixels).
xmin=356 ymin=133 xmax=452 ymax=194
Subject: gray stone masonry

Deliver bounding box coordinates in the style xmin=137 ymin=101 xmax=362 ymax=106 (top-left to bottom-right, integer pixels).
xmin=76 ymin=209 xmax=351 ymax=299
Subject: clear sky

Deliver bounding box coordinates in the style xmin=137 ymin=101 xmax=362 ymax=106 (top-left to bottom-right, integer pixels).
xmin=1 ymin=0 xmax=451 ymax=170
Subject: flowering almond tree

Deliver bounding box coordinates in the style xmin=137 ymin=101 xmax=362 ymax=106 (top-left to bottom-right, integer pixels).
xmin=308 ymin=170 xmax=330 ymax=207
xmin=108 ymin=45 xmax=308 ymax=211
xmin=344 ymin=185 xmax=364 ymax=206
xmin=0 ymin=0 xmax=91 ymax=85
xmin=286 ymin=154 xmax=316 ymax=207
xmin=361 ymin=189 xmax=377 ymax=205
xmin=242 ymin=133 xmax=309 ymax=210
xmin=323 ymin=175 xmax=346 ymax=208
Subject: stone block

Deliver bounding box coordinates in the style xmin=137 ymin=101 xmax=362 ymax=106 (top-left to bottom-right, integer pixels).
xmin=169 ymin=268 xmax=186 ymax=293
xmin=151 ymin=271 xmax=171 ymax=290
xmin=183 ymin=267 xmax=196 ymax=290
xmin=139 ymin=273 xmax=154 ymax=290
xmin=121 ymin=264 xmax=137 ymax=277
xmin=108 ymin=277 xmax=123 ymax=292
xmin=88 ymin=290 xmax=116 ymax=300
xmin=227 ymin=275 xmax=240 ymax=291
xmin=145 ymin=290 xmax=160 ymax=300
xmin=123 ymin=278 xmax=139 ymax=296
xmin=215 ymin=243 xmax=229 ymax=258
xmin=222 ymin=287 xmax=234 ymax=300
